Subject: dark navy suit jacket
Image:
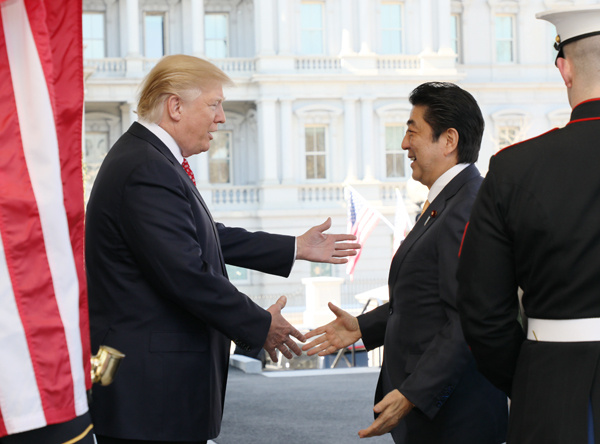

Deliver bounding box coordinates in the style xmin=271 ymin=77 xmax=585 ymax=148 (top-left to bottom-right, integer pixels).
xmin=358 ymin=164 xmax=508 ymax=443
xmin=86 ymin=122 xmax=295 ymax=441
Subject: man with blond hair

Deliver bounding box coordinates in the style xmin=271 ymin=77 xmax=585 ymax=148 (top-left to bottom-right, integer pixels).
xmin=457 ymin=5 xmax=600 ymax=443
xmin=85 ymin=55 xmax=359 ymax=444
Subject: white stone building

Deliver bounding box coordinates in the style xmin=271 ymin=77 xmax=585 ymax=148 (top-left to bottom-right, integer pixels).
xmin=82 ymin=0 xmax=588 ymax=319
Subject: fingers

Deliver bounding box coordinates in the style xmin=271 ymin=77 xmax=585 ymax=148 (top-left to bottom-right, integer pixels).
xmin=316 ymin=217 xmax=332 ymax=232
xmin=333 ymin=241 xmax=361 ymax=252
xmin=276 ymin=295 xmax=287 ymax=310
xmin=265 ymin=346 xmax=278 ymax=363
xmin=289 ymin=325 xmax=306 ymax=343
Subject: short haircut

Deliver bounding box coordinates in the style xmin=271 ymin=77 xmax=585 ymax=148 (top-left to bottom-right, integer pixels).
xmin=563 ymin=35 xmax=600 ymax=84
xmin=409 ymin=82 xmax=484 ymax=164
xmin=137 ymin=55 xmax=234 ymax=123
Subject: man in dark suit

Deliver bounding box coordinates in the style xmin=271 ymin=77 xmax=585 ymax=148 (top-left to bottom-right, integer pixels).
xmin=85 ymin=55 xmax=359 ymax=444
xmin=303 ymin=82 xmax=508 ymax=443
xmin=457 ymin=5 xmax=600 ymax=444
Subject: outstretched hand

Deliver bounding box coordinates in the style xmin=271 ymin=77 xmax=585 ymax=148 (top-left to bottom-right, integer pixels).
xmin=358 ymin=389 xmax=414 ymax=438
xmin=264 ymin=296 xmax=306 ymax=363
xmin=302 ymin=302 xmax=362 ymax=356
xmin=296 ymin=217 xmax=360 ymax=264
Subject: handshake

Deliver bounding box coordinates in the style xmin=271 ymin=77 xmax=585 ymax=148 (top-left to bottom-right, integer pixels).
xmin=262 ymin=298 xmax=405 ymax=439
xmin=263 ymin=297 xmax=361 ymax=363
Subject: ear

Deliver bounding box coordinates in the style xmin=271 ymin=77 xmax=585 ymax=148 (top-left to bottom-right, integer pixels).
xmin=556 ymin=57 xmax=573 ymax=89
xmin=165 ymin=94 xmax=183 ymax=122
xmin=443 ymin=128 xmax=459 ymax=157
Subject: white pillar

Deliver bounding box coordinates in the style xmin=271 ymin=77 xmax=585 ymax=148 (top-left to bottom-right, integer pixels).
xmin=420 ymin=0 xmax=433 ymax=53
xmin=279 ymin=98 xmax=294 ymax=184
xmin=361 ymin=98 xmax=375 ymax=181
xmin=190 ymin=0 xmax=205 ymax=58
xmin=125 ymin=0 xmax=140 ymax=57
xmin=278 ymin=0 xmax=291 ymax=55
xmin=254 ymin=0 xmax=275 ymax=56
xmin=344 ymin=97 xmax=358 ymax=181
xmin=193 ymin=152 xmax=209 ymax=186
xmin=302 ymin=277 xmax=344 ymax=328
xmin=437 ymin=0 xmax=452 ymax=53
xmin=119 ymin=102 xmax=137 ymax=133
xmin=357 ymin=0 xmax=372 ymax=54
xmin=340 ymin=0 xmax=355 ymax=55
xmin=257 ymin=98 xmax=279 ymax=185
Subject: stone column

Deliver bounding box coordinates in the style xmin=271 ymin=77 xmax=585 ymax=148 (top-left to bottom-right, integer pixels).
xmin=190 ymin=0 xmax=205 ymax=58
xmin=420 ymin=0 xmax=433 ymax=53
xmin=254 ymin=0 xmax=275 ymax=56
xmin=279 ymin=98 xmax=294 ymax=184
xmin=343 ymin=97 xmax=358 ymax=181
xmin=257 ymin=98 xmax=279 ymax=185
xmin=360 ymin=97 xmax=375 ymax=181
xmin=436 ymin=0 xmax=452 ymax=54
xmin=357 ymin=0 xmax=372 ymax=54
xmin=124 ymin=0 xmax=140 ymax=57
xmin=278 ymin=0 xmax=291 ymax=55
xmin=302 ymin=277 xmax=344 ymax=328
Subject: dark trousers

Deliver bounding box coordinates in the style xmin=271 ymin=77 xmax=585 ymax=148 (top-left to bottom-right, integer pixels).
xmin=95 ymin=436 xmax=207 ymax=444
xmin=0 ymin=412 xmax=94 ymax=444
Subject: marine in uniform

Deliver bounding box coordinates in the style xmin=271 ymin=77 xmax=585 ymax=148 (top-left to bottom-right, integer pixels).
xmin=457 ymin=4 xmax=600 ymax=443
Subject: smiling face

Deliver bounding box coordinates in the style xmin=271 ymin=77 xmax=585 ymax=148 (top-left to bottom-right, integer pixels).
xmin=402 ymin=105 xmax=457 ymax=189
xmin=165 ymin=82 xmax=226 ymax=158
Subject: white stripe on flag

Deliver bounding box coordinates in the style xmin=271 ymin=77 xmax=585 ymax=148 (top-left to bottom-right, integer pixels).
xmin=3 ymin=0 xmax=86 ymax=418
xmin=0 ymin=233 xmax=45 ymax=433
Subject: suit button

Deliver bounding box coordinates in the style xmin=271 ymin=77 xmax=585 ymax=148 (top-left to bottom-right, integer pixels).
xmin=389 ymin=307 xmax=393 ymax=315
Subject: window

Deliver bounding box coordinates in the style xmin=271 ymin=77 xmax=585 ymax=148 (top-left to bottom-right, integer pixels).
xmin=495 ymin=14 xmax=515 ymax=63
xmin=82 ymin=12 xmax=105 ymax=58
xmin=497 ymin=125 xmax=520 ymax=149
xmin=381 ymin=2 xmax=404 ymax=54
xmin=226 ymin=265 xmax=249 ymax=283
xmin=205 ymin=13 xmax=229 ymax=58
xmin=144 ymin=12 xmax=165 ymax=58
xmin=450 ymin=13 xmax=462 ymax=62
xmin=305 ymin=126 xmax=327 ymax=180
xmin=300 ymin=2 xmax=324 ymax=55
xmin=385 ymin=124 xmax=407 ymax=178
xmin=209 ymin=131 xmax=232 ymax=184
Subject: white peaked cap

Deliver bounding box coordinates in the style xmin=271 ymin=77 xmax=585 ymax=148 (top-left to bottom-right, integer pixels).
xmin=536 ymin=4 xmax=600 ymax=58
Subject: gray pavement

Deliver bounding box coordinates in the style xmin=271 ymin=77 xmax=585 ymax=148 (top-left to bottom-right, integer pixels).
xmin=213 ymin=367 xmax=394 ymax=444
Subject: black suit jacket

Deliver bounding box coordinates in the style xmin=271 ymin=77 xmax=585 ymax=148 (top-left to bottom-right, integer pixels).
xmin=458 ymin=98 xmax=600 ymax=443
xmin=358 ymin=164 xmax=507 ymax=444
xmin=85 ymin=122 xmax=295 ymax=441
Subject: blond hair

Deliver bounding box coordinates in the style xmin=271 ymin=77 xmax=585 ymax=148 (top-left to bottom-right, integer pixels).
xmin=136 ymin=55 xmax=234 ymax=123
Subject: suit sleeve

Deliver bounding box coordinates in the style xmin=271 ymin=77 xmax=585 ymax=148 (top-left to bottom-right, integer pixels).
xmin=216 ymin=223 xmax=295 ymax=276
xmin=119 ymin=159 xmax=288 ymax=355
xmin=358 ymin=303 xmax=390 ymax=350
xmin=398 ymin=186 xmax=479 ymax=419
xmin=457 ymin=163 xmax=525 ymax=396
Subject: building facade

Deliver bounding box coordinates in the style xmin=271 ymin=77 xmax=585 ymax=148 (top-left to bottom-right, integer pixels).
xmin=82 ymin=0 xmax=584 ymax=318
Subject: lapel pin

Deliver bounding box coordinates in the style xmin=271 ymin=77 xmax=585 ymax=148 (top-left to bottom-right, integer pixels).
xmin=424 ymin=210 xmax=437 ymax=226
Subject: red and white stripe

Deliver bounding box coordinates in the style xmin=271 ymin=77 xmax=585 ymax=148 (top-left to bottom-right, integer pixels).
xmin=0 ymin=0 xmax=90 ymax=437
xmin=345 ymin=187 xmax=380 ymax=280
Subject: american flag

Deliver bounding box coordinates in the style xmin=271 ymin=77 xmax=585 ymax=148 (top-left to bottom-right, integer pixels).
xmin=345 ymin=187 xmax=380 ymax=280
xmin=0 ymin=0 xmax=90 ymax=437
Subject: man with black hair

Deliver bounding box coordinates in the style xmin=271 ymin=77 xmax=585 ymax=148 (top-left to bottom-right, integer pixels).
xmin=304 ymin=82 xmax=507 ymax=444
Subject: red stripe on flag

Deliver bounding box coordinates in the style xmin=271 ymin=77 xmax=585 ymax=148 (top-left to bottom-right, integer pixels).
xmin=41 ymin=0 xmax=90 ymax=389
xmin=0 ymin=2 xmax=75 ymax=426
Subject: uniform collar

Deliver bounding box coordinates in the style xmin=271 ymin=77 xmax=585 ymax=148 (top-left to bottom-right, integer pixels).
xmin=570 ymin=98 xmax=600 ymax=123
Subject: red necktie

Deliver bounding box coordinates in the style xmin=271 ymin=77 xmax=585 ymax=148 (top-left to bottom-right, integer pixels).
xmin=182 ymin=159 xmax=196 ymax=186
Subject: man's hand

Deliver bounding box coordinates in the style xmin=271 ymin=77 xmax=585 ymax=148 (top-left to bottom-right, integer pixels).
xmin=264 ymin=296 xmax=306 ymax=363
xmin=358 ymin=390 xmax=414 ymax=438
xmin=302 ymin=302 xmax=362 ymax=356
xmin=296 ymin=217 xmax=360 ymax=264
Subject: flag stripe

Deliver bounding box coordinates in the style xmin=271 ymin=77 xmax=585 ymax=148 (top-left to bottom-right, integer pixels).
xmin=0 ymin=0 xmax=87 ymax=435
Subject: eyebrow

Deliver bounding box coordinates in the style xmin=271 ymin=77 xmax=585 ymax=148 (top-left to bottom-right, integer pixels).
xmin=406 ymin=119 xmax=416 ymax=127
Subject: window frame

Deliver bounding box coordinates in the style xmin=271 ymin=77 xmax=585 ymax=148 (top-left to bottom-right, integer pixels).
xmin=494 ymin=13 xmax=516 ymax=64
xmin=300 ymin=1 xmax=325 ymax=55
xmin=208 ymin=130 xmax=233 ymax=185
xmin=380 ymin=1 xmax=405 ymax=55
xmin=82 ymin=11 xmax=106 ymax=59
xmin=304 ymin=124 xmax=328 ymax=181
xmin=143 ymin=11 xmax=167 ymax=58
xmin=205 ymin=12 xmax=230 ymax=58
xmin=384 ymin=123 xmax=409 ymax=179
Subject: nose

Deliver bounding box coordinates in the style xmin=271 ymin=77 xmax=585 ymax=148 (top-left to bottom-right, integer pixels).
xmin=215 ymin=103 xmax=226 ymax=124
xmin=401 ymin=131 xmax=410 ymax=150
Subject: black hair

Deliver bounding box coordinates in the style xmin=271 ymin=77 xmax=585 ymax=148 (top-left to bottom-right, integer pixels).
xmin=409 ymin=82 xmax=484 ymax=163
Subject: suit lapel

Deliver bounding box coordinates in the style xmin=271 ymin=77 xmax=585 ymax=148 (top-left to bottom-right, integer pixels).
xmin=128 ymin=123 xmax=227 ymax=274
xmin=388 ymin=164 xmax=480 ymax=291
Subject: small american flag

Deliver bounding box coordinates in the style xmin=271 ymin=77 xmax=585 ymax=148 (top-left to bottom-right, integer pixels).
xmin=345 ymin=187 xmax=380 ymax=280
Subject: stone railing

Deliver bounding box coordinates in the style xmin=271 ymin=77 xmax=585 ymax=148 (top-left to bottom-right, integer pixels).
xmin=377 ymin=55 xmax=421 ymax=70
xmin=298 ymin=184 xmax=345 ymax=203
xmin=84 ymin=58 xmax=127 ymax=75
xmin=212 ymin=58 xmax=256 ymax=73
xmin=294 ymin=56 xmax=342 ymax=71
xmin=210 ymin=186 xmax=261 ymax=206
